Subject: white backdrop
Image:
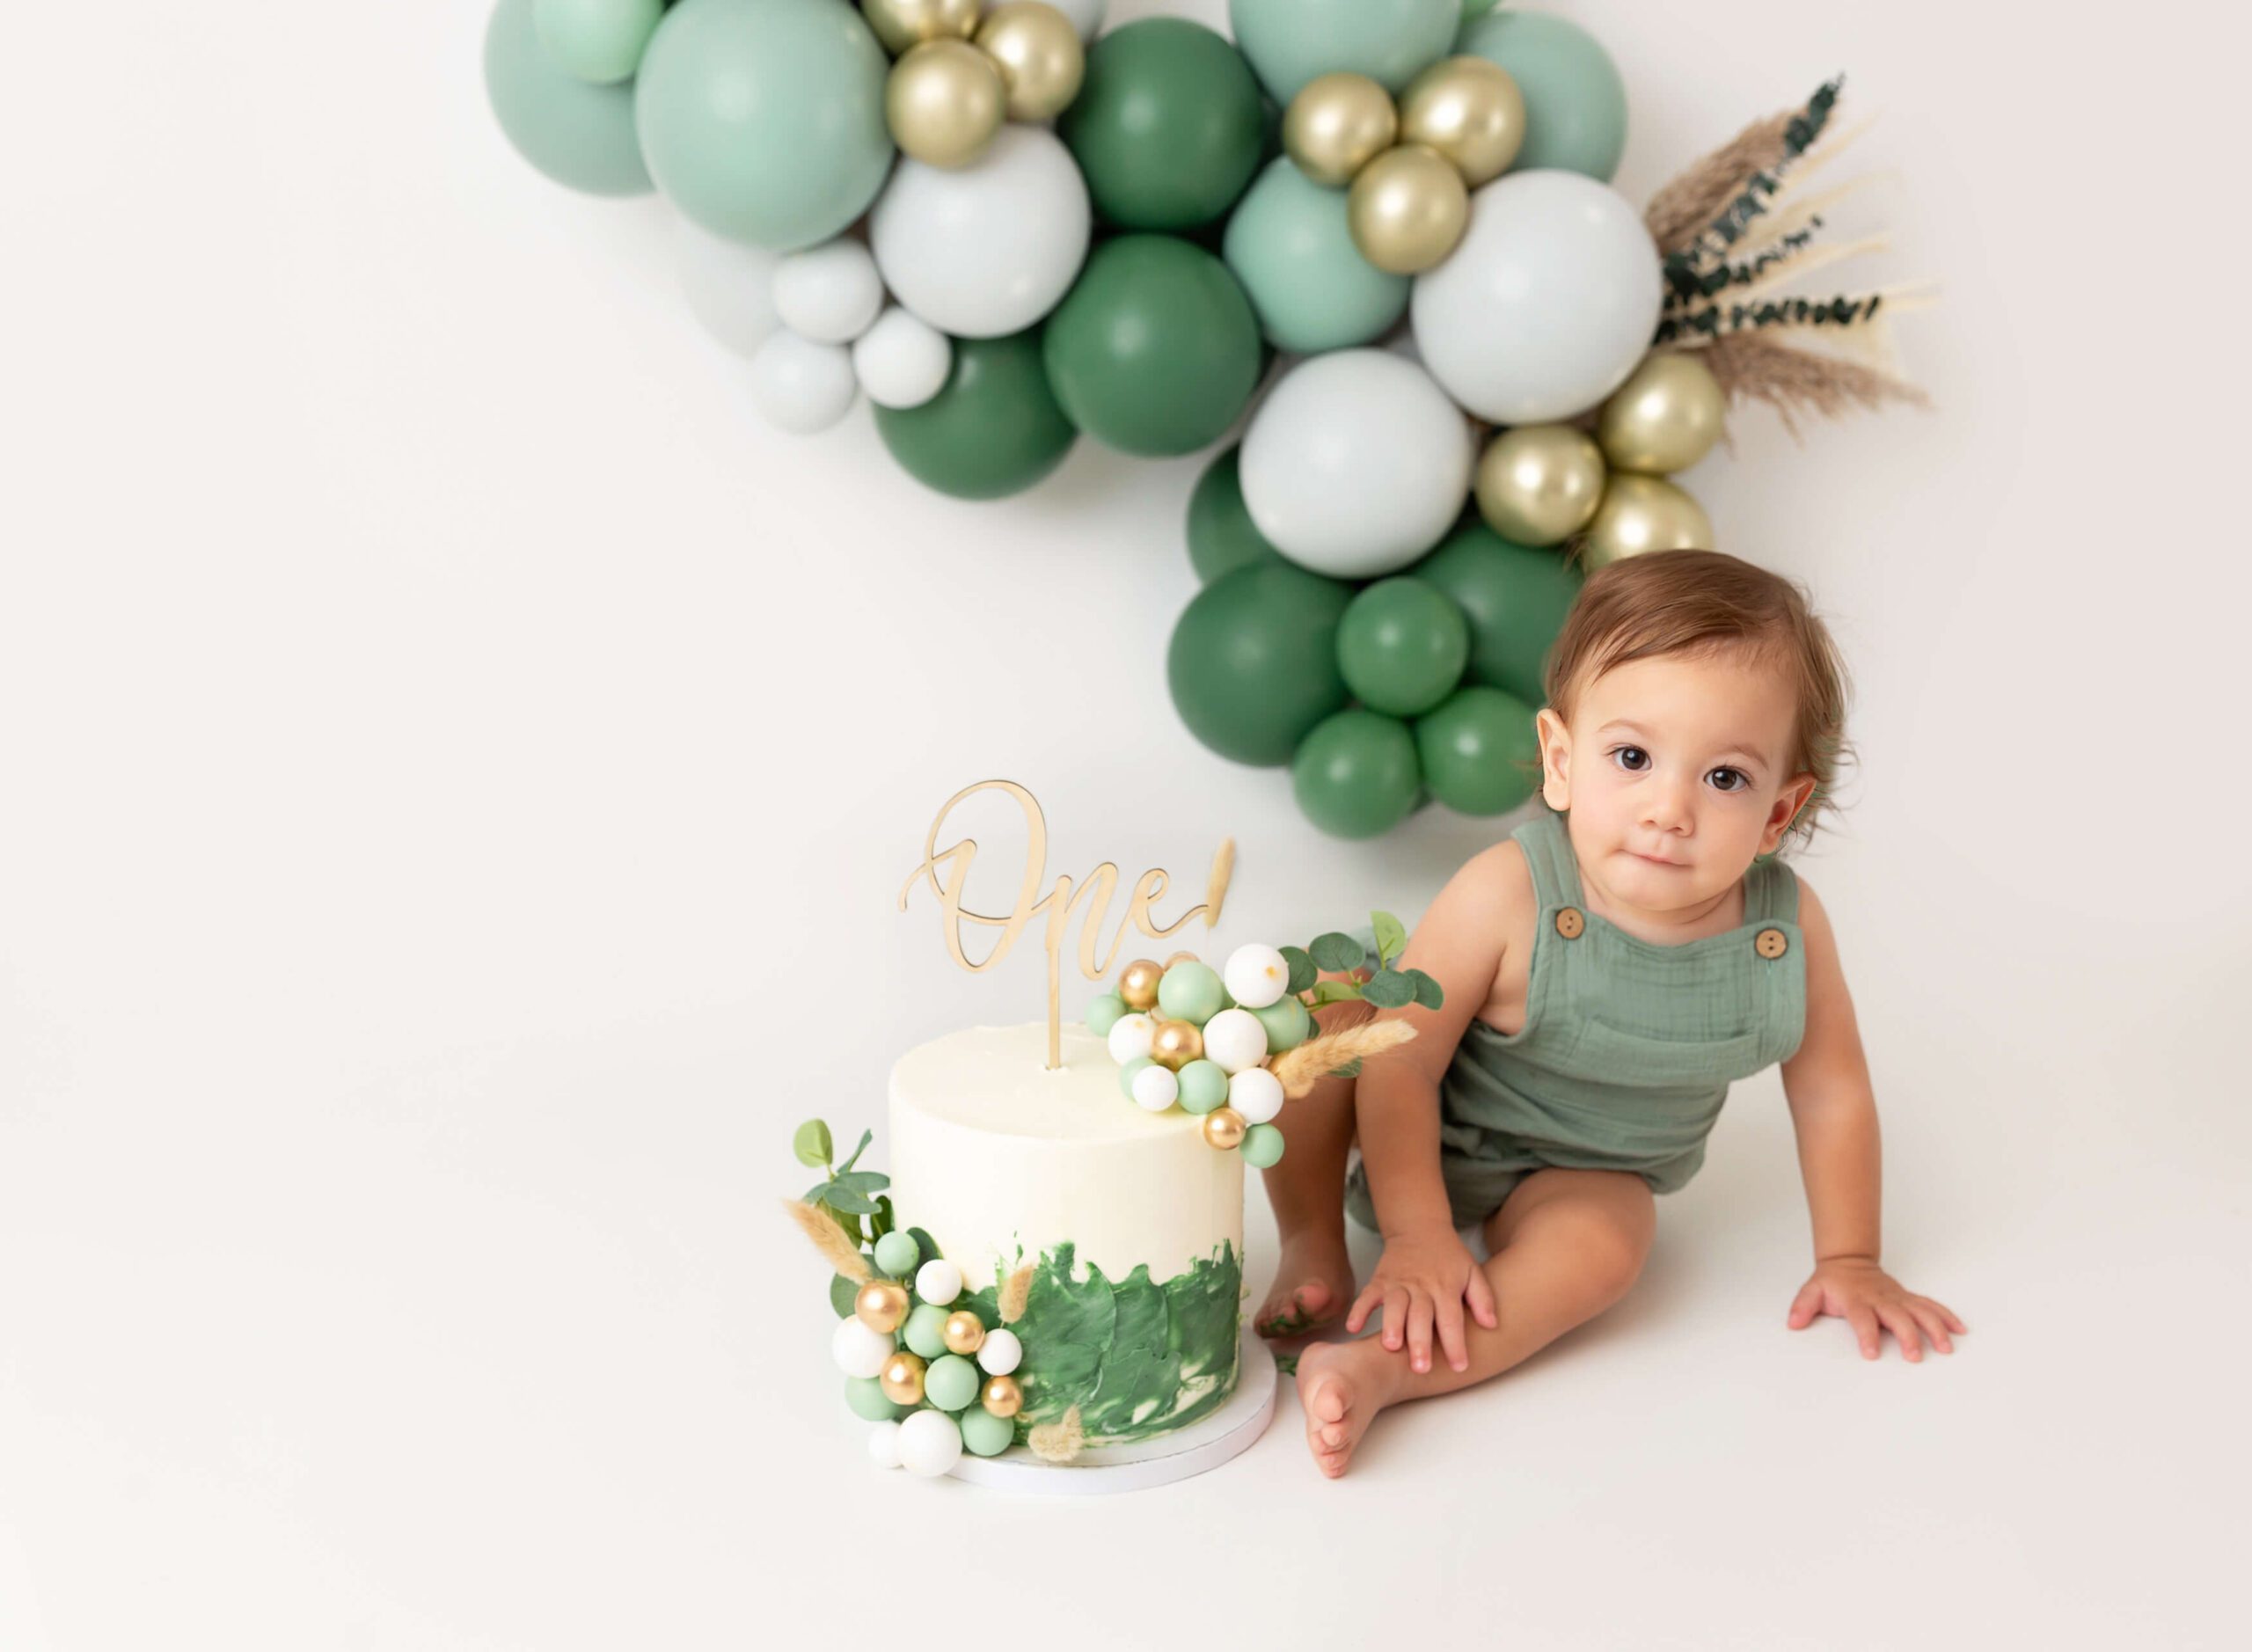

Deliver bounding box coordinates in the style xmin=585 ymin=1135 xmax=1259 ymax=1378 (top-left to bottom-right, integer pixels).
xmin=3 ymin=3 xmax=2246 ymax=1648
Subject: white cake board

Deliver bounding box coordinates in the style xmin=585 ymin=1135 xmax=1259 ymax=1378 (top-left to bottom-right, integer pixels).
xmin=947 ymin=1328 xmax=1280 ymax=1495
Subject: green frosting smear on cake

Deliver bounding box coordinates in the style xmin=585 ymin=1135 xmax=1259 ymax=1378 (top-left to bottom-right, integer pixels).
xmin=961 ymin=1239 xmax=1241 ymax=1446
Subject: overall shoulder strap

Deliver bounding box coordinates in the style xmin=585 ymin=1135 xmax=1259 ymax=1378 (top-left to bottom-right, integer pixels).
xmin=1510 ymin=808 xmax=1583 ymax=910
xmin=1744 ymin=852 xmax=1802 ymax=925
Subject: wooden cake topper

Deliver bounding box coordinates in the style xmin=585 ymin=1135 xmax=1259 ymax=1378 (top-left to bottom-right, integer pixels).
xmin=899 ymin=779 xmax=1234 ymax=1070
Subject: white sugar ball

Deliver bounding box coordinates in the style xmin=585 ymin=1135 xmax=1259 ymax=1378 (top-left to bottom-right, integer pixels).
xmin=1107 ymin=1012 xmax=1155 ymax=1066
xmin=1223 ymin=943 xmax=1291 ymax=1010
xmin=748 ymin=331 xmax=857 ymax=435
xmin=1131 ymin=1063 xmax=1181 ymax=1113
xmin=897 ymin=1407 xmax=965 ymax=1478
xmin=771 ymin=238 xmax=886 ymax=345
xmin=1229 ymin=1066 xmax=1285 ymax=1125
xmin=831 ymin=1315 xmax=894 ymax=1379
xmin=867 ymin=1420 xmax=904 ymax=1469
xmin=915 ymin=1258 xmax=962 ymax=1307
xmin=977 ymin=1326 xmax=1023 ymax=1376
xmin=1201 ymin=1008 xmax=1270 ymax=1075
xmin=852 ymin=306 xmax=953 ymax=410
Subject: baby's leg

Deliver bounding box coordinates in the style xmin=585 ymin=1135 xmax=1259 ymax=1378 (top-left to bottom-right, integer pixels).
xmin=1254 ymin=998 xmax=1375 ymax=1338
xmin=1298 ymin=1168 xmax=1655 ymax=1478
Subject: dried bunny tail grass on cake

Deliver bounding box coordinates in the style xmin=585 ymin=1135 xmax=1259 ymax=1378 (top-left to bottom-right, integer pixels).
xmin=782 ymin=1198 xmax=872 ymax=1284
xmin=1028 ymin=1406 xmax=1085 ymax=1464
xmin=1269 ymin=1020 xmax=1420 ymax=1099
xmin=998 ymin=1261 xmax=1035 ymax=1325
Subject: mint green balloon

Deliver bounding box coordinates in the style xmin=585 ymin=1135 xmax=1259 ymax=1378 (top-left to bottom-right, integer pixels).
xmin=535 ymin=0 xmax=663 ymax=84
xmin=1250 ymin=993 xmax=1312 ymax=1055
xmin=1227 ymin=0 xmax=1458 ymax=102
xmin=903 ymin=1304 xmax=951 ymax=1360
xmin=634 ymin=0 xmax=893 ymax=251
xmin=1456 ymin=10 xmax=1628 ymax=181
xmin=1158 ymin=961 xmax=1226 ymax=1025
xmin=845 ymin=1377 xmax=908 ymax=1422
xmin=925 ymin=1355 xmax=982 ymax=1412
xmin=1416 ymin=684 xmax=1542 ymax=815
xmin=1177 ymin=1060 xmax=1230 ymax=1115
xmin=960 ymin=1406 xmax=1016 ymax=1457
xmin=1188 ymin=448 xmax=1289 ymax=585
xmin=1118 ymin=1056 xmax=1155 ymax=1100
xmin=1085 ymin=993 xmax=1130 ymax=1036
xmin=873 ymin=1231 xmax=921 ymax=1279
xmin=1240 ymin=1122 xmax=1286 ymax=1168
xmin=1224 ymin=157 xmax=1410 ymax=354
xmin=1411 ymin=523 xmax=1583 ymax=705
xmin=486 ymin=0 xmax=652 ymax=196
xmin=1293 ymin=709 xmax=1422 ymax=839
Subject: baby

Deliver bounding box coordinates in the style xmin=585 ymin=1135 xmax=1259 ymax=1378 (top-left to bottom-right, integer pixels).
xmin=1254 ymin=549 xmax=1964 ymax=1478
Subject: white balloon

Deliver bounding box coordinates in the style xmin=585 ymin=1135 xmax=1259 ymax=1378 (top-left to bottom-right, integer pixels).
xmin=1201 ymin=1008 xmax=1270 ymax=1076
xmin=852 ymin=306 xmax=954 ymax=409
xmin=1132 ymin=1064 xmax=1181 ymax=1113
xmin=673 ymin=213 xmax=782 ymax=357
xmin=867 ymin=1421 xmax=904 ymax=1469
xmin=1044 ymin=0 xmax=1107 ymax=40
xmin=897 ymin=1408 xmax=965 ymax=1478
xmin=771 ymin=238 xmax=886 ymax=345
xmin=1228 ymin=1067 xmax=1285 ymax=1126
xmin=976 ymin=1326 xmax=1023 ymax=1376
xmin=871 ymin=124 xmax=1092 ymax=340
xmin=915 ymin=1258 xmax=963 ymax=1307
xmin=747 ymin=331 xmax=858 ymax=435
xmin=1411 ymin=169 xmax=1663 ymax=424
xmin=1223 ymin=943 xmax=1290 ymax=1010
xmin=1107 ymin=1012 xmax=1155 ymax=1066
xmin=1239 ymin=349 xmax=1473 ymax=579
xmin=831 ymin=1316 xmax=894 ymax=1380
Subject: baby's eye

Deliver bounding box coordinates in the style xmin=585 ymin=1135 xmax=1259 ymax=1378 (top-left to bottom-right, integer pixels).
xmin=1707 ymin=767 xmax=1750 ymax=793
xmin=1611 ymin=745 xmax=1649 ymax=772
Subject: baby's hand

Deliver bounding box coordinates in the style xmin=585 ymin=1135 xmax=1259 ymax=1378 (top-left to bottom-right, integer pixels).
xmin=1787 ymin=1255 xmax=1966 ymax=1362
xmin=1347 ymin=1227 xmax=1498 ymax=1375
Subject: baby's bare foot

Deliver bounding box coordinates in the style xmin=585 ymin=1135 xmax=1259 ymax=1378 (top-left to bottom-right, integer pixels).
xmin=1256 ymin=1230 xmax=1356 ymax=1339
xmin=1295 ymin=1337 xmax=1401 ymax=1479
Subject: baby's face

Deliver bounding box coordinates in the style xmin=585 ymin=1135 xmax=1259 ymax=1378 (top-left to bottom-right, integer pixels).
xmin=1537 ymin=648 xmax=1817 ymax=914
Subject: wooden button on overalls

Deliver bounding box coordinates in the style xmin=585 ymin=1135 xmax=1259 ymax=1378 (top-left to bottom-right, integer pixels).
xmin=1754 ymin=926 xmax=1788 ymax=959
xmin=1554 ymin=906 xmax=1585 ymax=939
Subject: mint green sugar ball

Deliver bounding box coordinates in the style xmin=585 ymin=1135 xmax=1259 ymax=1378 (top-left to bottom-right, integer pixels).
xmin=873 ymin=1231 xmax=921 ymax=1279
xmin=1240 ymin=1122 xmax=1286 ymax=1168
xmin=925 ymin=1355 xmax=982 ymax=1412
xmin=1250 ymin=993 xmax=1312 ymax=1055
xmin=959 ymin=1405 xmax=1016 ymax=1457
xmin=903 ymin=1304 xmax=952 ymax=1360
xmin=1085 ymin=993 xmax=1130 ymax=1037
xmin=1157 ymin=961 xmax=1226 ymax=1025
xmin=846 ymin=1377 xmax=908 ymax=1422
xmin=1118 ymin=1056 xmax=1155 ymax=1101
xmin=1177 ymin=1059 xmax=1231 ymax=1115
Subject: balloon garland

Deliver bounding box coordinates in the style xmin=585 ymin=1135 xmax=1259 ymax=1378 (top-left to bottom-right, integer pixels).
xmin=487 ymin=1 xmax=1929 ymax=838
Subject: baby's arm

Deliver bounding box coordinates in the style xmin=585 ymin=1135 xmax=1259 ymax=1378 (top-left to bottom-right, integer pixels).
xmin=1778 ymin=879 xmax=1967 ymax=1360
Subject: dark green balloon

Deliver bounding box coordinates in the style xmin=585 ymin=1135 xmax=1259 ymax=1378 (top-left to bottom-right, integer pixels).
xmin=1411 ymin=523 xmax=1583 ymax=706
xmin=874 ymin=332 xmax=1077 ymax=501
xmin=1416 ymin=685 xmax=1541 ymax=816
xmin=1042 ymin=236 xmax=1262 ymax=457
xmin=1292 ymin=709 xmax=1422 ymax=840
xmin=1061 ymin=18 xmax=1266 ymax=231
xmin=1188 ymin=447 xmax=1289 ymax=584
xmin=1335 ymin=578 xmax=1470 ymax=717
xmin=1169 ymin=564 xmax=1353 ymax=766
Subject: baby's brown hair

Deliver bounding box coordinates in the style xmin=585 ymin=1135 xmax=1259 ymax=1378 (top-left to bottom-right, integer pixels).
xmin=1539 ymin=550 xmax=1854 ymax=854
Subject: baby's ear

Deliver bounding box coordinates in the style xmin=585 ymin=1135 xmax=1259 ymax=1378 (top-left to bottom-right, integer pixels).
xmin=1535 ymin=708 xmax=1570 ymax=810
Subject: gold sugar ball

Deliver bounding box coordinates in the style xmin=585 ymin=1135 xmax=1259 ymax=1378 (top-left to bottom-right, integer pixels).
xmin=879 ymin=1349 xmax=928 ymax=1406
xmin=1118 ymin=959 xmax=1164 ymax=1011
xmin=1203 ymin=1107 xmax=1247 ymax=1151
xmin=854 ymin=1279 xmax=911 ymax=1335
xmin=943 ymin=1310 xmax=987 ymax=1356
xmin=1150 ymin=1019 xmax=1205 ymax=1071
xmin=981 ymin=1373 xmax=1024 ymax=1419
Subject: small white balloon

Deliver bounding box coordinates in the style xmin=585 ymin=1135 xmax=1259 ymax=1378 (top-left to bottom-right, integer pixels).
xmin=1228 ymin=1066 xmax=1285 ymax=1126
xmin=915 ymin=1258 xmax=963 ymax=1307
xmin=673 ymin=213 xmax=782 ymax=357
xmin=871 ymin=124 xmax=1092 ymax=340
xmin=897 ymin=1407 xmax=965 ymax=1478
xmin=1201 ymin=1008 xmax=1271 ymax=1075
xmin=771 ymin=238 xmax=887 ymax=345
xmin=748 ymin=331 xmax=858 ymax=435
xmin=1107 ymin=1012 xmax=1156 ymax=1066
xmin=1223 ymin=943 xmax=1291 ymax=1010
xmin=866 ymin=1420 xmax=904 ymax=1469
xmin=852 ymin=306 xmax=954 ymax=409
xmin=1132 ymin=1064 xmax=1181 ymax=1113
xmin=977 ymin=1326 xmax=1023 ymax=1376
xmin=831 ymin=1316 xmax=895 ymax=1380
xmin=1239 ymin=349 xmax=1473 ymax=579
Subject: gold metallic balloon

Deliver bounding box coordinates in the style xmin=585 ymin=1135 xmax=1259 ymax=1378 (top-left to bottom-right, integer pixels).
xmin=879 ymin=1349 xmax=928 ymax=1406
xmin=887 ymin=40 xmax=1007 ymax=169
xmin=862 ymin=0 xmax=981 ymax=56
xmin=1151 ymin=1019 xmax=1205 ymax=1071
xmin=1283 ymin=72 xmax=1398 ymax=188
xmin=980 ymin=1374 xmax=1023 ymax=1419
xmin=1581 ymin=473 xmax=1715 ymax=569
xmin=1118 ymin=960 xmax=1163 ymax=1012
xmin=1203 ymin=1107 xmax=1247 ymax=1151
xmin=1348 ymin=143 xmax=1469 ymax=275
xmin=942 ymin=1310 xmax=987 ymax=1356
xmin=1476 ymin=425 xmax=1607 ymax=547
xmin=1597 ymin=352 xmax=1728 ymax=475
xmin=974 ymin=1 xmax=1085 ymax=121
xmin=1398 ymin=55 xmax=1524 ymax=187
xmin=854 ymin=1279 xmax=910 ymax=1335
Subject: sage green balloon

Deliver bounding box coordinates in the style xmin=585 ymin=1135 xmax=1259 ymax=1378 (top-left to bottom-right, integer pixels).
xmin=1061 ymin=19 xmax=1266 ymax=231
xmin=1292 ymin=709 xmax=1422 ymax=839
xmin=1223 ymin=157 xmax=1410 ymax=354
xmin=1042 ymin=236 xmax=1262 ymax=457
xmin=1168 ymin=563 xmax=1353 ymax=766
xmin=634 ymin=0 xmax=893 ymax=252
xmin=1416 ymin=684 xmax=1542 ymax=815
xmin=1188 ymin=448 xmax=1289 ymax=585
xmin=1461 ymin=0 xmax=1503 ymax=18
xmin=535 ymin=0 xmax=664 ymax=84
xmin=874 ymin=333 xmax=1078 ymax=501
xmin=1456 ymin=9 xmax=1629 ymax=181
xmin=1335 ymin=577 xmax=1470 ymax=717
xmin=1226 ymin=0 xmax=1458 ymax=103
xmin=959 ymin=1405 xmax=1016 ymax=1457
xmin=1411 ymin=523 xmax=1583 ymax=706
xmin=485 ymin=0 xmax=652 ymax=196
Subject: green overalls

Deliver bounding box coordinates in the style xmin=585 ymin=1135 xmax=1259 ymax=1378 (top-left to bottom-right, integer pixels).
xmin=1343 ymin=806 xmax=1808 ymax=1233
